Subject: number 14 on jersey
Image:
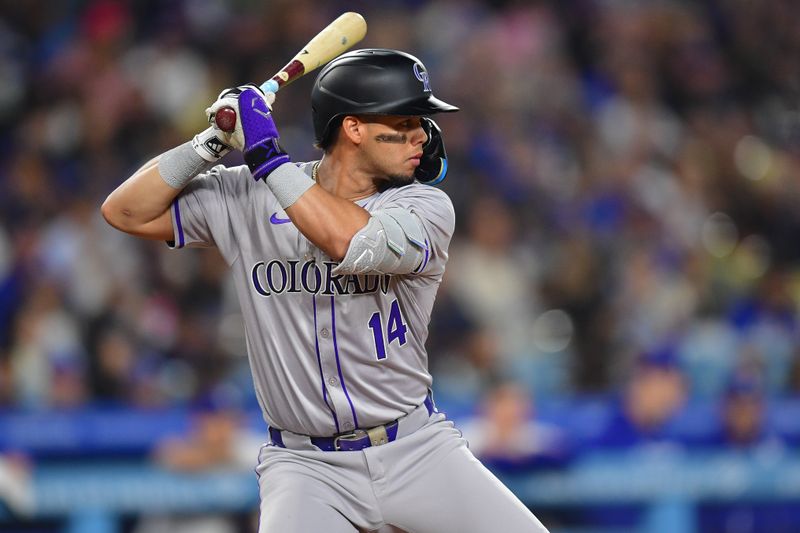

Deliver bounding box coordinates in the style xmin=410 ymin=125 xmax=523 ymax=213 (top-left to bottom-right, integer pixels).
xmin=368 ymin=299 xmax=408 ymax=360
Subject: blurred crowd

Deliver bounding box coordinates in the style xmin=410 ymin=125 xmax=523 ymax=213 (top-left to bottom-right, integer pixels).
xmin=2 ymin=0 xmax=800 ymax=459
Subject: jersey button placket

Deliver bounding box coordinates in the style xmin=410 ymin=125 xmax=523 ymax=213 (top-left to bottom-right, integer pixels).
xmin=316 ymin=296 xmax=356 ymax=433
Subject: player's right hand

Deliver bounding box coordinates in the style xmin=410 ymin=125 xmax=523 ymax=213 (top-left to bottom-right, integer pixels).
xmin=206 ymin=84 xmax=277 ymax=152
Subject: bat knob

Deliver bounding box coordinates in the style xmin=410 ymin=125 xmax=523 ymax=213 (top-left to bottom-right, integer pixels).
xmin=215 ymin=107 xmax=237 ymax=133
xmin=261 ymin=79 xmax=280 ymax=94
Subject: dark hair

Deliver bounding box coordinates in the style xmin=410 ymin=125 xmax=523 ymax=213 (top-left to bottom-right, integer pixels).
xmin=314 ymin=116 xmax=344 ymax=152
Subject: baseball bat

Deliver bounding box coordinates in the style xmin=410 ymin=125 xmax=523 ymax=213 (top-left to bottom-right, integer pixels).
xmin=214 ymin=12 xmax=367 ymax=132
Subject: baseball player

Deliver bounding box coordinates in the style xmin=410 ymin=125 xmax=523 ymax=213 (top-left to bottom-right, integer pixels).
xmin=102 ymin=49 xmax=548 ymax=532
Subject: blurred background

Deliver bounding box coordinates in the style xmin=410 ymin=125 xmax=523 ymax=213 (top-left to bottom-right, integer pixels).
xmin=1 ymin=0 xmax=800 ymax=532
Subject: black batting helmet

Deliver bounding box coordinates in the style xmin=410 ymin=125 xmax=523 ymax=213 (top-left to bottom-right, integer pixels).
xmin=311 ymin=49 xmax=459 ymax=145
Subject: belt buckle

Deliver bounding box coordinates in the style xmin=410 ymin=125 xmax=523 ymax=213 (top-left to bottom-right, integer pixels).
xmin=333 ymin=430 xmax=362 ymax=451
xmin=332 ymin=423 xmax=394 ymax=450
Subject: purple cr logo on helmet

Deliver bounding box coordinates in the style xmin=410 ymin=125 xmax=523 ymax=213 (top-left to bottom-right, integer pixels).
xmin=413 ymin=63 xmax=431 ymax=92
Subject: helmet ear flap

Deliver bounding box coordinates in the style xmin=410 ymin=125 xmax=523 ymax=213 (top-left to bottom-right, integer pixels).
xmin=415 ymin=118 xmax=449 ymax=185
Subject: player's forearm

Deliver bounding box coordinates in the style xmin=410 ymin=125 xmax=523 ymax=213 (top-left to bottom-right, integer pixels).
xmin=286 ymin=184 xmax=370 ymax=261
xmin=103 ymin=128 xmax=229 ymax=239
xmin=101 ymin=156 xmax=179 ymax=237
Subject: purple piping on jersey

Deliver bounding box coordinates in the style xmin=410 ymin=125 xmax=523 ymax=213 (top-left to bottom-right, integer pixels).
xmin=331 ymin=296 xmax=360 ymax=429
xmin=414 ymin=239 xmax=430 ymax=273
xmin=313 ymin=294 xmax=340 ymax=432
xmin=173 ymin=200 xmax=185 ymax=248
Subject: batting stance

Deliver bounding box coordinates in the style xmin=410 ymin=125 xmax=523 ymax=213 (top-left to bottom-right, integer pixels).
xmin=102 ymin=49 xmax=548 ymax=533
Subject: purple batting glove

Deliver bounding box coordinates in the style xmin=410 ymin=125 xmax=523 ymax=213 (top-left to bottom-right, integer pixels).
xmin=239 ymin=87 xmax=291 ymax=180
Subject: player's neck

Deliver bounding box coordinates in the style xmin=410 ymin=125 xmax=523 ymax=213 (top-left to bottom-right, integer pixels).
xmin=315 ymin=154 xmax=378 ymax=202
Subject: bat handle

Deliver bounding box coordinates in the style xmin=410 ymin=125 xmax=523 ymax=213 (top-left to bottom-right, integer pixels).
xmin=213 ymin=79 xmax=282 ymax=133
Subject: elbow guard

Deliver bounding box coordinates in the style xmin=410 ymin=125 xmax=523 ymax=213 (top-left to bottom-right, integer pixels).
xmin=333 ymin=207 xmax=427 ymax=275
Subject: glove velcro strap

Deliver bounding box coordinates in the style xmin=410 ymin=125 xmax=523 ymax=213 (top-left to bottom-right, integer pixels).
xmin=244 ymin=139 xmax=291 ymax=180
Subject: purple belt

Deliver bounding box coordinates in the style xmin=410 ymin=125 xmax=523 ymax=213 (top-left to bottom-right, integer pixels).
xmin=269 ymin=396 xmax=434 ymax=452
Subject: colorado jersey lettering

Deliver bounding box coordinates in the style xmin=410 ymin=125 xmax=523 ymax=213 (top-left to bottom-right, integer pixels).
xmin=250 ymin=260 xmax=392 ymax=297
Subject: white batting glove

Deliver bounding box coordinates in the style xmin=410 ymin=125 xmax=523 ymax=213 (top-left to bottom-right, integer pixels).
xmin=206 ymin=84 xmax=277 ymax=151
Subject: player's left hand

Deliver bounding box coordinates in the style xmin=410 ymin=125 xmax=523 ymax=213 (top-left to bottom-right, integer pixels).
xmin=205 ymin=84 xmax=277 ymax=152
xmin=237 ymin=87 xmax=291 ymax=180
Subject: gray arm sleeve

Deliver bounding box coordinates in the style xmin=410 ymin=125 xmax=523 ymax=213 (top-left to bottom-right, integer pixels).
xmin=332 ymin=206 xmax=427 ymax=275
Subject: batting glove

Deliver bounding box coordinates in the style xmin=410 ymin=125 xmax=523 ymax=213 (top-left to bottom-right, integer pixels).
xmin=238 ymin=87 xmax=291 ymax=180
xmin=205 ymin=84 xmax=277 ymax=152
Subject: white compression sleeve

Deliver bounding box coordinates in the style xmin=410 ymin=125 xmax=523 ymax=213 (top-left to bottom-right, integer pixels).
xmin=264 ymin=163 xmax=315 ymax=209
xmin=157 ymin=142 xmax=215 ymax=189
xmin=158 ymin=128 xmax=230 ymax=189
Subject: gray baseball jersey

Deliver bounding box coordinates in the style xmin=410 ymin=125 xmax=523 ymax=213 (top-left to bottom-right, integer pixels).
xmin=169 ymin=162 xmax=453 ymax=437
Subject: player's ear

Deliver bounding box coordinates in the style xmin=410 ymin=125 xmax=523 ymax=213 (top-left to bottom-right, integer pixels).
xmin=341 ymin=115 xmax=364 ymax=145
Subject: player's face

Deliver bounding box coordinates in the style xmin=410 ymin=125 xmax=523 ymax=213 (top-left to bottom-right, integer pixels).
xmin=358 ymin=115 xmax=428 ymax=186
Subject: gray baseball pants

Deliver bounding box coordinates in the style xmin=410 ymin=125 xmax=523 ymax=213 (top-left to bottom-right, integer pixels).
xmin=255 ymin=406 xmax=549 ymax=532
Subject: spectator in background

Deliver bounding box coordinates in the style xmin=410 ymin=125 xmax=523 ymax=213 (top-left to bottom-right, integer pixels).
xmin=726 ymin=269 xmax=797 ymax=394
xmin=695 ymin=374 xmax=792 ymax=533
xmin=152 ymin=387 xmax=263 ymax=473
xmin=430 ymin=325 xmax=504 ymax=408
xmin=0 ymin=452 xmax=32 ymax=518
xmin=446 ymin=195 xmax=541 ymax=364
xmin=9 ymin=282 xmax=88 ymax=409
xmin=130 ymin=386 xmax=264 ymax=533
xmin=461 ymin=381 xmax=572 ymax=471
xmin=0 ymin=354 xmax=12 ymax=407
xmin=704 ymin=373 xmax=784 ymax=452
xmin=594 ymin=346 xmax=688 ymax=449
xmin=140 ymin=388 xmax=264 ymax=533
xmin=721 ymin=375 xmax=769 ymax=449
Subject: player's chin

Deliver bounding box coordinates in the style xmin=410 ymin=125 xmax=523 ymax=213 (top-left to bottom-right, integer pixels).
xmin=384 ymin=172 xmax=416 ymax=189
